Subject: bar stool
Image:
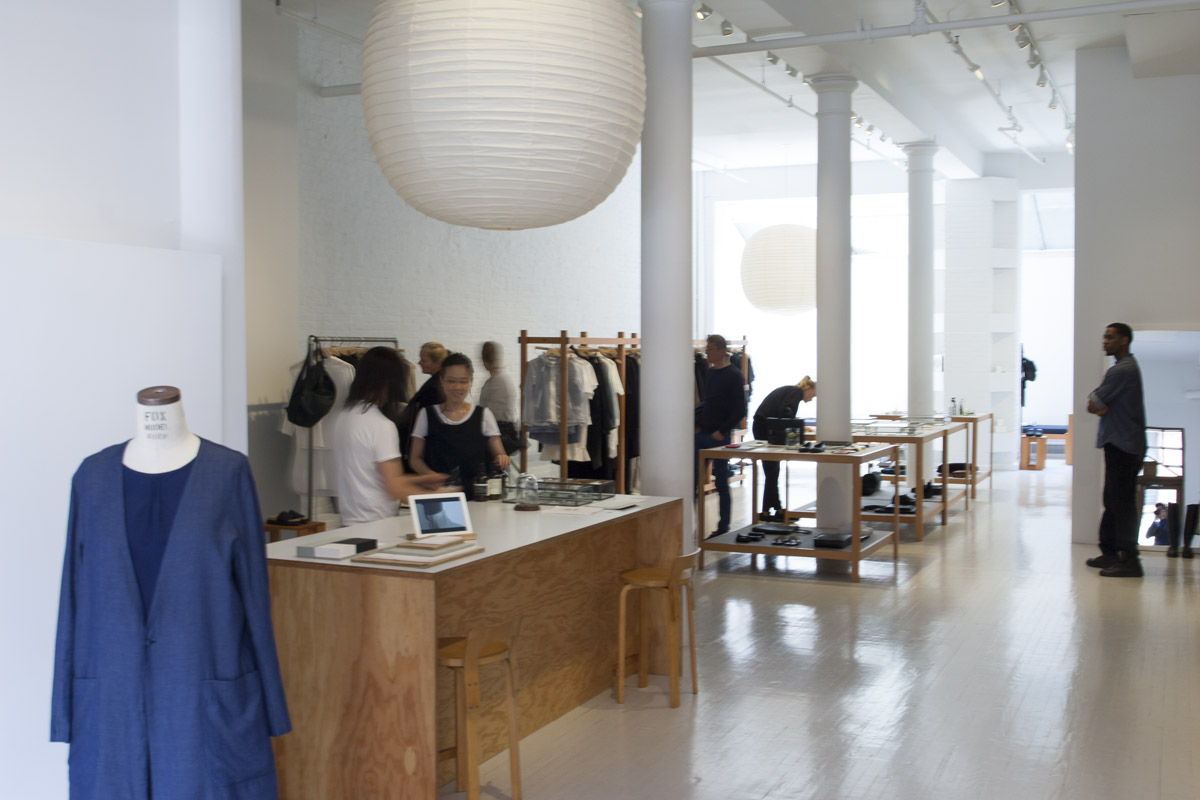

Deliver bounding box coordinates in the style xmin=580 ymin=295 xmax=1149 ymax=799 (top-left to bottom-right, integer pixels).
xmin=616 ymin=551 xmax=699 ymax=708
xmin=437 ymin=618 xmax=522 ymax=800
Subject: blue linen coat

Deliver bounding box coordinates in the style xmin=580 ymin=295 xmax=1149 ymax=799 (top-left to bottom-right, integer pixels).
xmin=51 ymin=439 xmax=291 ymax=799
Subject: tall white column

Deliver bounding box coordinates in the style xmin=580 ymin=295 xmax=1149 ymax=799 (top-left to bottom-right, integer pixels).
xmin=904 ymin=142 xmax=938 ymax=418
xmin=808 ymin=74 xmax=857 ymax=530
xmin=179 ymin=0 xmax=247 ymax=450
xmin=639 ymin=0 xmax=694 ymax=549
xmin=904 ymin=141 xmax=938 ymax=490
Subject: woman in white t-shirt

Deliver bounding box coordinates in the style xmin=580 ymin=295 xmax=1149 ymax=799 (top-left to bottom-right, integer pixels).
xmin=410 ymin=353 xmax=511 ymax=500
xmin=334 ymin=347 xmax=446 ymax=525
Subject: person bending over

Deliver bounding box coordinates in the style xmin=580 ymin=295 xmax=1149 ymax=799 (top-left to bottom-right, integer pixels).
xmin=752 ymin=376 xmax=817 ymax=520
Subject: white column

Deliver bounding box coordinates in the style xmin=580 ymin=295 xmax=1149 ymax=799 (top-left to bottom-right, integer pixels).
xmin=808 ymin=74 xmax=857 ymax=531
xmin=904 ymin=141 xmax=938 ymax=489
xmin=904 ymin=142 xmax=938 ymax=418
xmin=639 ymin=0 xmax=694 ymax=549
xmin=179 ymin=0 xmax=247 ymax=451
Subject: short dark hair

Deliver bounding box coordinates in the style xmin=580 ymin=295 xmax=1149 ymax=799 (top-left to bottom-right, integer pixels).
xmin=440 ymin=352 xmax=474 ymax=376
xmin=344 ymin=347 xmax=409 ymax=409
xmin=1107 ymin=322 xmax=1133 ymax=343
xmin=706 ymin=334 xmax=727 ymax=351
xmin=481 ymin=340 xmax=501 ymax=369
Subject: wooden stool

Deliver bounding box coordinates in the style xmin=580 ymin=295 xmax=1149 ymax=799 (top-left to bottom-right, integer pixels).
xmin=616 ymin=551 xmax=699 ymax=708
xmin=437 ymin=619 xmax=522 ymax=800
xmin=1020 ymin=436 xmax=1047 ymax=470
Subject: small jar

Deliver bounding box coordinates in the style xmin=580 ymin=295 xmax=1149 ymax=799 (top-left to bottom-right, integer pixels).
xmin=472 ymin=471 xmax=489 ymax=501
xmin=785 ymin=429 xmax=800 ymax=450
xmin=487 ymin=468 xmax=504 ymax=501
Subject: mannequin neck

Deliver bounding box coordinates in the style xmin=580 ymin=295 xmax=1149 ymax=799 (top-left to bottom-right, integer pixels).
xmin=123 ymin=399 xmax=201 ymax=474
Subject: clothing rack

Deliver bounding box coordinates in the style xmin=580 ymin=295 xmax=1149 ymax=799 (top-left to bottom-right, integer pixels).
xmin=301 ymin=335 xmax=399 ymax=520
xmin=518 ymin=330 xmax=640 ymax=493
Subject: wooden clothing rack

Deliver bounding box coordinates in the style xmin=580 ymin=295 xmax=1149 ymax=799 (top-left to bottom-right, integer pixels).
xmin=518 ymin=330 xmax=640 ymax=493
xmin=300 ymin=334 xmax=400 ymax=520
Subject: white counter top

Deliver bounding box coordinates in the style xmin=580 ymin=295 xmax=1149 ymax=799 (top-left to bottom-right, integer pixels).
xmin=266 ymin=495 xmax=679 ymax=576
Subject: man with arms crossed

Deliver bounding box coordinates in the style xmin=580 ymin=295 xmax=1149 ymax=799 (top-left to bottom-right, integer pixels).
xmin=1086 ymin=322 xmax=1147 ymax=578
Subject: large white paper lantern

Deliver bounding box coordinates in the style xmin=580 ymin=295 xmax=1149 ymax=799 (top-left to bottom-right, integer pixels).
xmin=739 ymin=224 xmax=818 ymax=314
xmin=361 ymin=0 xmax=646 ymax=230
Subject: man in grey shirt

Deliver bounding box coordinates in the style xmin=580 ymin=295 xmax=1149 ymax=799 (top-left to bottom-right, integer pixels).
xmin=1085 ymin=322 xmax=1147 ymax=577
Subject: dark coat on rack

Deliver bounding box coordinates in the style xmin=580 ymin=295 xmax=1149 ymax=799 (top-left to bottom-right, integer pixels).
xmin=51 ymin=440 xmax=290 ymax=800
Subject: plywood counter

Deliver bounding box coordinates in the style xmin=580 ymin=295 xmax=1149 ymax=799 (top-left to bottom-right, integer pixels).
xmin=266 ymin=496 xmax=683 ymax=799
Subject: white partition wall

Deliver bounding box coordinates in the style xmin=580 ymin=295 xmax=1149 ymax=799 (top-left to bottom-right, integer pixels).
xmin=0 ymin=237 xmax=223 ymax=799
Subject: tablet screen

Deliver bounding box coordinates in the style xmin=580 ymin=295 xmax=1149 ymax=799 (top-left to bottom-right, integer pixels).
xmin=409 ymin=492 xmax=473 ymax=537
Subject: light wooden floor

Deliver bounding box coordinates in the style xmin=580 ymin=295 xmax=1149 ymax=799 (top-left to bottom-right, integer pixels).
xmin=441 ymin=461 xmax=1200 ymax=800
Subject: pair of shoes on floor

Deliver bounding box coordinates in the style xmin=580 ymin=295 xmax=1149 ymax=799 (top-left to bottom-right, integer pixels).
xmin=269 ymin=509 xmax=309 ymax=526
xmin=1099 ymin=552 xmax=1144 ymax=578
xmin=1166 ymin=547 xmax=1196 ymax=559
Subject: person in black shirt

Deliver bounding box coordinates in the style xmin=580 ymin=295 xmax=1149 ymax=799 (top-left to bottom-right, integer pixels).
xmin=752 ymin=376 xmax=817 ymax=520
xmin=694 ymin=335 xmax=748 ymax=535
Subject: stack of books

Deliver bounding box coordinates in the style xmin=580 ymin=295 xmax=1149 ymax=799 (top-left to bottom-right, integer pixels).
xmin=352 ymin=535 xmax=483 ymax=568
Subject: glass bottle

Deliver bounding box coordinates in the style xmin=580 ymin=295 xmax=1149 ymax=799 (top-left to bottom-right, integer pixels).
xmin=472 ymin=462 xmax=489 ymax=501
xmin=487 ymin=467 xmax=504 ymax=501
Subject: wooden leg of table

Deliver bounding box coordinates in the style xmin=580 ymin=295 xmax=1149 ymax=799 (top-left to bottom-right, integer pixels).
xmin=667 ymin=588 xmax=681 ymax=708
xmin=455 ymin=668 xmax=468 ymax=791
xmin=616 ymin=585 xmax=630 ymax=704
xmin=914 ymin=443 xmax=925 ymax=542
xmin=851 ymin=464 xmax=862 ymax=583
xmin=941 ymin=431 xmax=949 ymax=525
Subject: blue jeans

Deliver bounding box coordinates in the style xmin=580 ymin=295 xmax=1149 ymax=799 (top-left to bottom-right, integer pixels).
xmin=695 ymin=432 xmax=731 ymax=533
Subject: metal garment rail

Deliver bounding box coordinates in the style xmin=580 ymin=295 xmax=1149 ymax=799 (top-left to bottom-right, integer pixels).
xmin=301 ymin=335 xmax=400 ymax=521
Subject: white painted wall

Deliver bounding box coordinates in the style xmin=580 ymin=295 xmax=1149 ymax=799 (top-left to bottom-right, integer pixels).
xmin=294 ymin=27 xmax=643 ymax=388
xmin=1072 ymin=46 xmax=1200 ymax=543
xmin=0 ymin=3 xmax=244 ymax=794
xmin=0 ymin=238 xmax=223 ymax=799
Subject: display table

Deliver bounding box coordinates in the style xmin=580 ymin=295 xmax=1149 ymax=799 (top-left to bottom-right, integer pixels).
xmin=873 ymin=414 xmax=993 ymax=498
xmin=792 ymin=419 xmax=969 ymax=541
xmin=698 ymin=443 xmax=900 ymax=582
xmin=266 ymin=496 xmax=683 ymax=799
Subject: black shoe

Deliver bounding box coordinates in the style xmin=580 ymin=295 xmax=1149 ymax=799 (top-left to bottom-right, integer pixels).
xmin=1184 ymin=547 xmax=1195 ymax=559
xmin=706 ymin=527 xmax=729 ymax=540
xmin=1167 ymin=547 xmax=1180 ymax=558
xmin=1099 ymin=554 xmax=1144 ymax=578
xmin=1086 ymin=554 xmax=1116 ymax=569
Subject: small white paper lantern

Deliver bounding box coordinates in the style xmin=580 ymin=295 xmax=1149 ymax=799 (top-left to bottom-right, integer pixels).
xmin=739 ymin=224 xmax=818 ymax=314
xmin=362 ymin=0 xmax=646 ymax=230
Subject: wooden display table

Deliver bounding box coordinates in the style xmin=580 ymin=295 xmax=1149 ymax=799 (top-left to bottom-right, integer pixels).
xmin=698 ymin=443 xmax=900 ymax=582
xmin=820 ymin=419 xmax=970 ymax=541
xmin=873 ymin=414 xmax=994 ymax=498
xmin=266 ymin=497 xmax=682 ymax=799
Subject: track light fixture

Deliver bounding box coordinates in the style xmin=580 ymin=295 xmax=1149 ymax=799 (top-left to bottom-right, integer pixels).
xmin=991 ymin=0 xmax=1008 ymax=6
xmin=785 ymin=64 xmax=798 ymax=77
xmin=969 ymin=63 xmax=984 ymax=81
xmin=866 ymin=125 xmax=875 ymax=136
xmin=767 ymin=51 xmax=779 ymax=65
xmin=853 ymin=116 xmax=863 ymax=128
xmin=1036 ymin=66 xmax=1047 ymax=88
xmin=1027 ymin=51 xmax=1040 ymax=69
xmin=696 ymin=4 xmax=712 ymax=21
xmin=1008 ymin=21 xmax=1021 ymax=32
xmin=721 ymin=19 xmax=733 ymax=36
xmin=1015 ymin=27 xmax=1032 ymax=50
xmin=1048 ymin=92 xmax=1058 ymax=110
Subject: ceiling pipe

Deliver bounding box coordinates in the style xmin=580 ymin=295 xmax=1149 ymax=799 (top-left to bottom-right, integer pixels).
xmin=691 ymin=0 xmax=1197 ymax=58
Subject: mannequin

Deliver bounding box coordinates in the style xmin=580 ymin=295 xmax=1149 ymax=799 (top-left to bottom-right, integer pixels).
xmin=53 ymin=387 xmax=290 ymax=799
xmin=122 ymin=386 xmax=201 ymax=473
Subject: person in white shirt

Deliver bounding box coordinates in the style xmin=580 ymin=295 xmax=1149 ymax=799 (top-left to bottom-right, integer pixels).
xmin=479 ymin=340 xmax=520 ymax=455
xmin=335 ymin=347 xmax=446 ymax=525
xmin=410 ymin=353 xmax=511 ymax=500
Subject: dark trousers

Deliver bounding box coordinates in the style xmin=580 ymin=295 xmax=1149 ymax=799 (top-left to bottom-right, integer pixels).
xmin=1099 ymin=443 xmax=1143 ymax=557
xmin=695 ymin=432 xmax=731 ymax=532
xmin=761 ymin=460 xmax=782 ymax=514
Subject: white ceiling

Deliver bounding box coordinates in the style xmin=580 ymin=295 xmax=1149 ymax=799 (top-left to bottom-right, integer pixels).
xmin=274 ymin=0 xmax=1200 ymax=176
